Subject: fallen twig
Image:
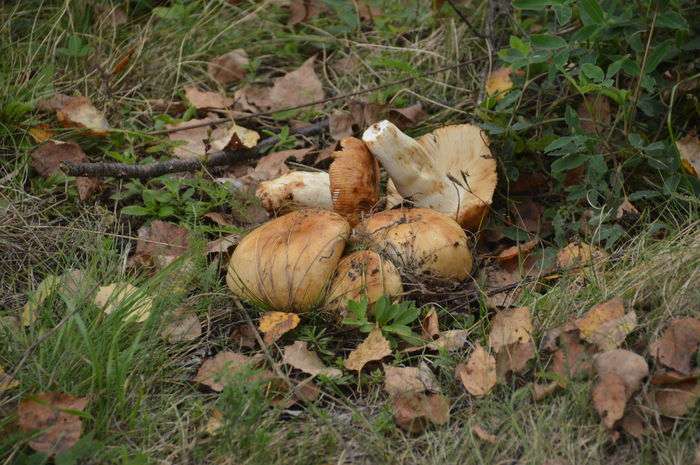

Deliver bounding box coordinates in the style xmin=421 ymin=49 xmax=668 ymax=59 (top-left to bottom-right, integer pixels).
xmin=62 ymin=119 xmax=328 ymax=180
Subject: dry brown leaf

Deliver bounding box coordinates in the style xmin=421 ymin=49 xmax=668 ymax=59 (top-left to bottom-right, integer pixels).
xmin=575 ymin=298 xmax=636 ymax=351
xmin=30 ymin=141 xmax=87 ymax=177
xmin=578 ymin=95 xmax=611 ymax=135
xmin=592 ymin=349 xmax=648 ymax=429
xmin=75 ymin=176 xmax=102 ymax=202
xmin=292 ymin=378 xmax=321 ymax=403
xmin=348 ymin=100 xmax=388 ymax=128
xmin=593 ymin=373 xmax=628 ymax=429
xmin=329 ymin=110 xmax=355 ymax=140
xmin=455 ymin=344 xmax=497 ymax=397
xmin=483 ymin=265 xmax=522 ymax=308
xmin=383 ymin=363 xmax=441 ymax=396
xmin=205 ymin=234 xmax=241 ymax=254
xmin=651 ymin=380 xmax=700 ymax=417
xmin=388 ymin=103 xmax=427 ymax=129
xmin=620 ymin=407 xmax=646 ymax=438
xmin=230 ymin=324 xmax=257 ymax=349
xmin=556 ymin=242 xmax=608 ymax=269
xmin=242 ymin=148 xmax=312 ymax=184
xmin=616 ymin=198 xmax=640 ymax=220
xmin=485 ymin=67 xmax=513 ymax=98
xmin=166 ymin=114 xmax=259 ymax=159
xmin=287 ymin=0 xmax=325 ymax=25
xmin=203 ymin=212 xmax=234 ymax=226
xmin=495 ymin=340 xmax=535 ymax=380
xmin=184 ymin=86 xmax=234 ymax=110
xmin=677 ymin=133 xmax=700 ymax=177
xmin=28 ymin=125 xmax=54 ymax=143
xmin=650 ymin=368 xmax=700 ymax=385
xmin=495 ymin=239 xmax=539 ymax=263
xmin=0 ymin=365 xmax=19 ymax=392
xmin=489 ymin=307 xmax=533 ymax=353
xmin=259 ymin=311 xmax=301 ymax=345
xmin=18 ymin=392 xmax=89 ymax=456
xmin=208 ymin=49 xmax=249 ymax=85
xmin=428 ymin=329 xmax=469 ymax=351
xmin=471 ymin=424 xmax=497 ymax=444
xmin=267 ymin=56 xmax=325 ymax=111
xmin=134 ymin=220 xmax=190 ymax=267
xmin=392 ymin=392 xmax=450 ymax=433
xmin=420 ymin=308 xmax=440 ymax=340
xmin=532 ymin=381 xmax=559 ymax=401
xmin=282 ymin=340 xmax=342 ymax=378
xmin=94 ymin=282 xmax=153 ymax=323
xmin=160 ymin=307 xmax=201 ymax=343
xmin=194 ymin=351 xmax=261 ymax=392
xmin=41 ymin=94 xmax=110 ymax=136
xmin=549 ymin=331 xmax=594 ymax=386
xmin=344 ymin=326 xmax=392 ymax=371
xmin=649 ymin=318 xmax=700 ymax=375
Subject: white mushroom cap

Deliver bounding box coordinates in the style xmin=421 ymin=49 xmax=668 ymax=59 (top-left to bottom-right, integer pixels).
xmin=227 ymin=209 xmax=350 ymax=311
xmin=325 ymin=250 xmax=403 ymax=315
xmin=355 ymin=208 xmax=473 ymax=281
xmin=363 ymin=121 xmax=497 ymax=230
xmin=255 ymin=171 xmax=332 ymax=214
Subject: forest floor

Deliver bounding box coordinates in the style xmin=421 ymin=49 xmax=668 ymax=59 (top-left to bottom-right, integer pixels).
xmin=1 ymin=1 xmax=699 ymax=464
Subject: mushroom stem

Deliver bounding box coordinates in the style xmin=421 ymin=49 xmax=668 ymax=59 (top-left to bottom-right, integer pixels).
xmin=362 ymin=120 xmax=443 ymax=199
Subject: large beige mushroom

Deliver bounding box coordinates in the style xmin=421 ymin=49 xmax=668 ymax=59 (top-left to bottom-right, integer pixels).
xmin=355 ymin=208 xmax=472 ymax=281
xmin=255 ymin=171 xmax=332 ymax=213
xmin=328 ymin=137 xmax=380 ymax=226
xmin=362 ymin=121 xmax=497 ymax=230
xmin=227 ymin=209 xmax=350 ymax=311
xmin=325 ymin=250 xmax=403 ymax=314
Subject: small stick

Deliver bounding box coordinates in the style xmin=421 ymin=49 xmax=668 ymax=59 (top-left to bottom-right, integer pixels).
xmin=62 ymin=119 xmax=328 ymax=180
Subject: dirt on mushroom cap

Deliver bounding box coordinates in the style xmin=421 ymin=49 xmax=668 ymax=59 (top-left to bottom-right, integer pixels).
xmin=355 ymin=208 xmax=472 ymax=281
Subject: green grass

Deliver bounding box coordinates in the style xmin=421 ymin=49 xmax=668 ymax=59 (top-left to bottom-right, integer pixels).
xmin=1 ymin=1 xmax=699 ymax=464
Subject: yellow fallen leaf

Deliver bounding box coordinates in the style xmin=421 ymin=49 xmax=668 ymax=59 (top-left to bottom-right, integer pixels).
xmin=485 ymin=67 xmax=513 ymax=99
xmin=203 ymin=409 xmax=224 ymax=435
xmin=22 ymin=274 xmax=61 ymax=326
xmin=28 ymin=125 xmax=54 ymax=143
xmin=94 ymin=282 xmax=153 ymax=323
xmin=344 ymin=326 xmax=391 ymax=372
xmin=259 ymin=311 xmax=300 ymax=345
xmin=455 ymin=343 xmax=497 ymax=397
xmin=282 ymin=340 xmax=342 ymax=378
xmin=676 ymin=133 xmax=700 ymax=178
xmin=575 ymin=298 xmax=637 ymax=351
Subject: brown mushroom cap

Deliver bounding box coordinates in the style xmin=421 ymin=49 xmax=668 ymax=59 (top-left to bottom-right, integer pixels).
xmin=362 ymin=121 xmax=497 ymax=230
xmin=328 ymin=137 xmax=380 ymax=226
xmin=355 ymin=208 xmax=472 ymax=281
xmin=227 ymin=209 xmax=350 ymax=312
xmin=325 ymin=250 xmax=403 ymax=314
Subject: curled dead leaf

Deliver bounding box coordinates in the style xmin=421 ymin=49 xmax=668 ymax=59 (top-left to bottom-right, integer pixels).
xmin=575 ymin=298 xmax=636 ymax=351
xmin=649 ymin=317 xmax=700 ymax=375
xmin=208 ymin=49 xmax=249 ymax=85
xmin=282 ymin=340 xmax=342 ymax=378
xmin=383 ymin=363 xmax=441 ymax=396
xmin=420 ymin=308 xmax=440 ymax=340
xmin=39 ymin=94 xmax=109 ymax=136
xmin=344 ymin=326 xmax=392 ymax=372
xmin=259 ymin=311 xmax=301 ymax=345
xmin=650 ymin=380 xmax=700 ymax=418
xmin=194 ymin=351 xmax=262 ymax=392
xmin=455 ymin=344 xmax=497 ymax=397
xmin=18 ymin=392 xmax=89 ymax=456
xmin=471 ymin=424 xmax=497 ymax=444
xmin=392 ymin=392 xmax=450 ymax=433
xmin=94 ymin=282 xmax=153 ymax=323
xmin=205 ymin=234 xmax=241 ymax=255
xmin=676 ymin=133 xmax=700 ymax=177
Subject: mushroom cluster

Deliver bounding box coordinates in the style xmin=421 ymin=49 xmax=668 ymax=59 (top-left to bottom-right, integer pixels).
xmin=227 ymin=123 xmax=498 ymax=314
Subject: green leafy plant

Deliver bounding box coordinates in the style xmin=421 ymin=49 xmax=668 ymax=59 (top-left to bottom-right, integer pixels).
xmin=343 ymin=296 xmax=422 ymax=345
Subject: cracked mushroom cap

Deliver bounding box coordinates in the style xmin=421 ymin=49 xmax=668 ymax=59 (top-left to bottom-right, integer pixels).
xmin=362 ymin=120 xmax=497 ymax=230
xmin=325 ymin=250 xmax=403 ymax=314
xmin=329 ymin=137 xmax=380 ymax=226
xmin=255 ymin=171 xmax=332 ymax=214
xmin=355 ymin=208 xmax=472 ymax=281
xmin=227 ymin=209 xmax=350 ymax=312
